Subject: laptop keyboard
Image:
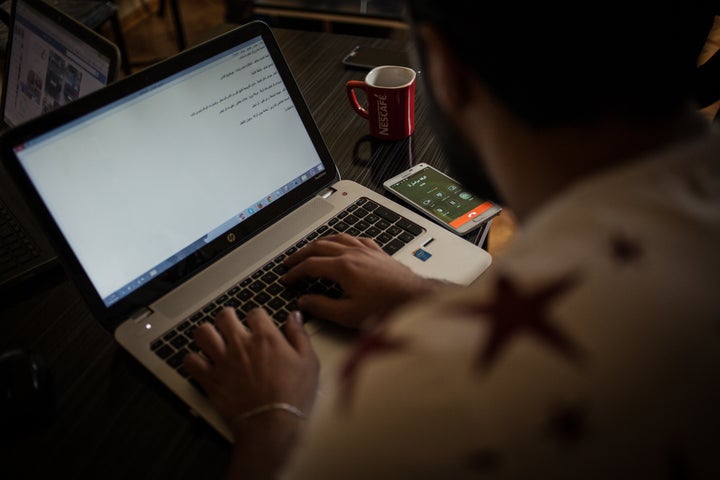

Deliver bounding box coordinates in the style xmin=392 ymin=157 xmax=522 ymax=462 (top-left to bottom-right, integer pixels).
xmin=151 ymin=196 xmax=424 ymax=379
xmin=0 ymin=199 xmax=41 ymax=275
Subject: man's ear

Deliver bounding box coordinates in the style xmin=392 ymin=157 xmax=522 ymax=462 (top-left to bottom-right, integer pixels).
xmin=416 ymin=24 xmax=470 ymax=113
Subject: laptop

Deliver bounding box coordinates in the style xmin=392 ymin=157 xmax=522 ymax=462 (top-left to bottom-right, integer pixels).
xmin=0 ymin=21 xmax=492 ymax=441
xmin=0 ymin=0 xmax=120 ymax=290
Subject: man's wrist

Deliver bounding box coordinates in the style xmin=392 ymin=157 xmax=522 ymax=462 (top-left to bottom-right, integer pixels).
xmin=228 ymin=408 xmax=306 ymax=480
xmin=234 ymin=402 xmax=306 ymax=423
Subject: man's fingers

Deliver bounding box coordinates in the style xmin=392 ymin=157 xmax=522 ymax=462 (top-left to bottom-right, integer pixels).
xmin=193 ymin=320 xmax=227 ymax=363
xmin=284 ymin=233 xmax=367 ymax=268
xmin=213 ymin=307 xmax=250 ymax=352
xmin=182 ymin=351 xmax=215 ymax=394
xmin=283 ymin=311 xmax=314 ymax=356
xmin=357 ymin=236 xmax=384 ymax=251
xmin=282 ymin=256 xmax=342 ymax=285
xmin=244 ymin=307 xmax=278 ymax=337
xmin=297 ymin=294 xmax=361 ymax=328
xmin=183 ymin=351 xmax=212 ymax=376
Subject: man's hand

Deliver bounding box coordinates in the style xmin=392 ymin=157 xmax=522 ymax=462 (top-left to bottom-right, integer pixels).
xmin=183 ymin=308 xmax=319 ymax=480
xmin=283 ymin=233 xmax=448 ymax=329
xmin=184 ymin=307 xmax=319 ymax=436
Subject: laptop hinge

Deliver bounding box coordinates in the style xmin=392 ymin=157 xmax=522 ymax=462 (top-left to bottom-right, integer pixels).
xmin=129 ymin=307 xmax=153 ymax=323
xmin=318 ymin=187 xmax=336 ymax=199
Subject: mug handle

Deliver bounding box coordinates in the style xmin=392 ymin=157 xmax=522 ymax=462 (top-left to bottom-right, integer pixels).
xmin=346 ymin=80 xmax=369 ymax=119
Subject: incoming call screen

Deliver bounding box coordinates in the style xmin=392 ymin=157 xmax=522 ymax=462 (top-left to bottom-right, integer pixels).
xmin=388 ymin=166 xmax=493 ymax=229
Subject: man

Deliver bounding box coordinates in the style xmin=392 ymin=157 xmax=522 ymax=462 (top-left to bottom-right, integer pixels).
xmin=184 ymin=1 xmax=720 ymax=478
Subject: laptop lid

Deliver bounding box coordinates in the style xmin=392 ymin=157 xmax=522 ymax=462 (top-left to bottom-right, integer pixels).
xmin=0 ymin=0 xmax=120 ymax=129
xmin=1 ymin=21 xmax=339 ymax=330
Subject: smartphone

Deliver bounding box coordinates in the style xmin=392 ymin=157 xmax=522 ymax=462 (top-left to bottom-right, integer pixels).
xmin=342 ymin=45 xmax=412 ymax=70
xmin=383 ymin=163 xmax=502 ymax=235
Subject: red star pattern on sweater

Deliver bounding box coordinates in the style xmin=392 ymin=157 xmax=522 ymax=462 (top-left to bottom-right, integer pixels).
xmin=466 ymin=274 xmax=583 ymax=370
xmin=337 ymin=329 xmax=407 ymax=410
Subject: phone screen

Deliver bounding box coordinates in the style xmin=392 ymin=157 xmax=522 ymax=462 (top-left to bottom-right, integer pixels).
xmin=386 ymin=165 xmax=498 ymax=231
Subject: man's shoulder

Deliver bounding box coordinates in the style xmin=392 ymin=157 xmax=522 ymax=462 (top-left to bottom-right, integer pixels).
xmin=508 ymin=129 xmax=720 ymax=284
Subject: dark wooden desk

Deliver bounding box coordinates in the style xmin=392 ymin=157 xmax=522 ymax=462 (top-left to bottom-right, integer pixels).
xmin=0 ymin=27 xmax=474 ymax=479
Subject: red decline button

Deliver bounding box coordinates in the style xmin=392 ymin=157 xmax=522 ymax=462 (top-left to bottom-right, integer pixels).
xmin=449 ymin=202 xmax=493 ymax=228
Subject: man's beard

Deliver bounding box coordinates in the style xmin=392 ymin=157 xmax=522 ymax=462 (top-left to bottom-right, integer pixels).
xmin=424 ymin=90 xmax=505 ymax=205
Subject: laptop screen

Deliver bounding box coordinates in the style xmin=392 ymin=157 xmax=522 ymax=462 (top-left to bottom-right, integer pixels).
xmin=13 ymin=34 xmax=326 ymax=307
xmin=1 ymin=0 xmax=117 ymax=128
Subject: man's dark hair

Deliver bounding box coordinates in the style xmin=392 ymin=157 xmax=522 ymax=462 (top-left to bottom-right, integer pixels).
xmin=406 ymin=1 xmax=703 ymax=127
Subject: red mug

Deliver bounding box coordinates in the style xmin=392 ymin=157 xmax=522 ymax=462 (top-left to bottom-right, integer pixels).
xmin=346 ymin=65 xmax=416 ymax=141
